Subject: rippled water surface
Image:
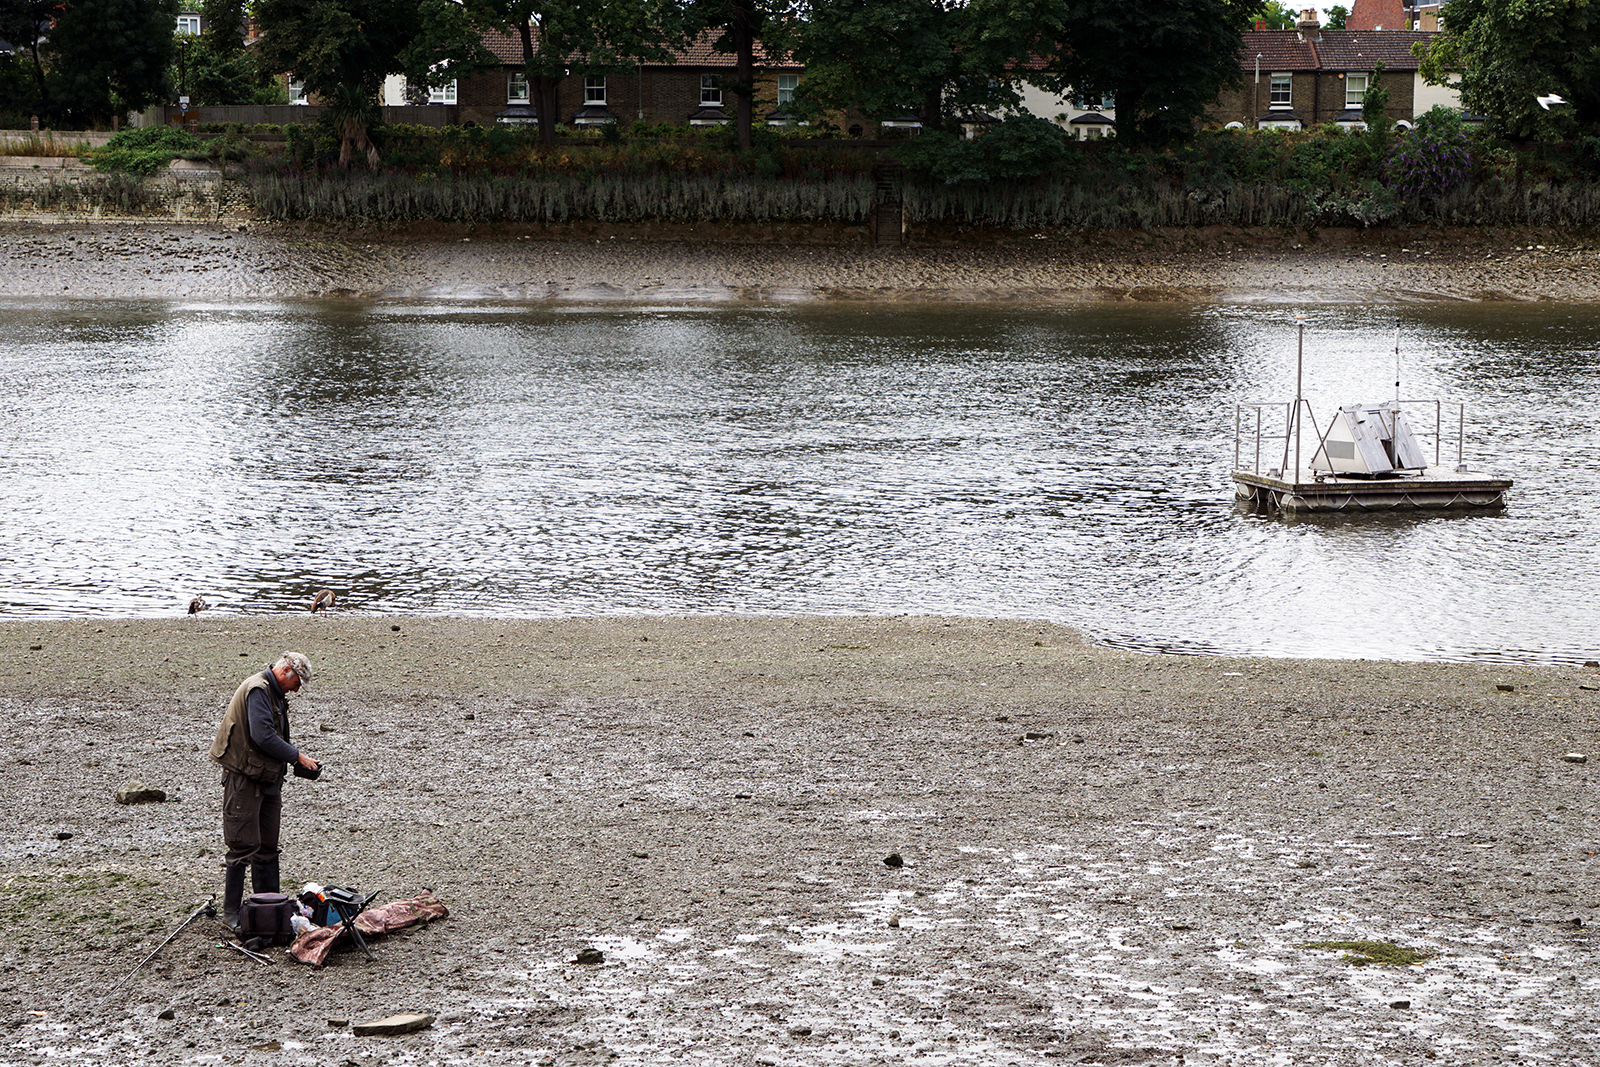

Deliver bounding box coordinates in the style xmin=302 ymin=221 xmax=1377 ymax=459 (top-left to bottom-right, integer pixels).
xmin=2 ymin=297 xmax=1596 ymax=663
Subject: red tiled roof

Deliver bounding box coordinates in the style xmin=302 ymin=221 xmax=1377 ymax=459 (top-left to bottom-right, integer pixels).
xmin=479 ymin=27 xmax=799 ymax=69
xmin=1240 ymin=28 xmax=1429 ymax=71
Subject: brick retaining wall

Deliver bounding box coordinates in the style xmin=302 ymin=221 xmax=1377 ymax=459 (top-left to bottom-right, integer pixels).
xmin=0 ymin=158 xmax=258 ymax=224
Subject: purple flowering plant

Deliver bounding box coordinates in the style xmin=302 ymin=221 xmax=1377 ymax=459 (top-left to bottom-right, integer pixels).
xmin=1386 ymin=106 xmax=1473 ymax=203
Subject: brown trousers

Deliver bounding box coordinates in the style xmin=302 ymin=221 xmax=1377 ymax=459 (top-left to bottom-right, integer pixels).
xmin=222 ymin=770 xmax=282 ymax=866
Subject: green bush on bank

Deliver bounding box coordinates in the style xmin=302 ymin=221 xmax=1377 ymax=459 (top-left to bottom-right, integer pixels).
xmin=90 ymin=126 xmax=204 ymax=174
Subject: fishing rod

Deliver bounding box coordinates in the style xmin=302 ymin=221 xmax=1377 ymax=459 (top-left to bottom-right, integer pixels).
xmin=100 ymin=896 xmax=217 ymax=1004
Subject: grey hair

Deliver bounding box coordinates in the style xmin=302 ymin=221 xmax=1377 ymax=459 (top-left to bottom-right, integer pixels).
xmin=276 ymin=651 xmax=313 ymax=685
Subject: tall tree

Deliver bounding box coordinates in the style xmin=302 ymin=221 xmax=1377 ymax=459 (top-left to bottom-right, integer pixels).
xmin=680 ymin=0 xmax=799 ymax=150
xmin=1325 ymin=4 xmax=1349 ymax=29
xmin=201 ymin=0 xmax=246 ymax=59
xmin=0 ymin=0 xmax=62 ymax=117
xmin=1414 ymin=0 xmax=1598 ymax=139
xmin=979 ymin=0 xmax=1256 ymax=146
xmin=466 ymin=0 xmax=676 ymax=147
xmin=255 ymin=0 xmax=488 ymax=166
xmin=46 ymin=0 xmax=178 ymax=126
xmin=795 ymin=0 xmax=1009 ymax=133
xmin=1256 ymin=0 xmax=1298 ymax=29
xmin=170 ymin=0 xmax=284 ymax=106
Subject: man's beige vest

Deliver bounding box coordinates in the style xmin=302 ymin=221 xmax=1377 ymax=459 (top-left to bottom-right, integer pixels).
xmin=209 ymin=673 xmax=286 ymax=782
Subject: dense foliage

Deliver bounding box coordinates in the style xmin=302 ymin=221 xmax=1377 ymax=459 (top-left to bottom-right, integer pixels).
xmin=252 ymin=0 xmax=487 ymax=165
xmin=976 ymin=0 xmax=1258 ymax=146
xmin=89 ymin=123 xmax=203 ymax=173
xmin=1415 ymin=0 xmax=1599 ymax=141
xmin=1385 ymin=106 xmax=1472 ymax=203
xmin=15 ymin=0 xmax=177 ymax=126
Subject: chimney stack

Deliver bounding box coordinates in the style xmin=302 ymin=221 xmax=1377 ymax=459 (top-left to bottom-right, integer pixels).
xmin=1347 ymin=0 xmax=1409 ymax=30
xmin=1296 ymin=8 xmax=1321 ymax=40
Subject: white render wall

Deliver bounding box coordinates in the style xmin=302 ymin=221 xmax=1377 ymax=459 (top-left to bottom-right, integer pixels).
xmin=1016 ymin=83 xmax=1117 ymax=138
xmin=1412 ymin=73 xmax=1461 ymax=117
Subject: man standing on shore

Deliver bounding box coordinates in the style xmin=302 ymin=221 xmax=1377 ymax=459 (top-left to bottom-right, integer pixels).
xmin=209 ymin=651 xmax=322 ymax=929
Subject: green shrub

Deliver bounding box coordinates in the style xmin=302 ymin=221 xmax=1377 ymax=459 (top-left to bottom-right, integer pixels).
xmin=1387 ymin=106 xmax=1472 ymax=203
xmin=90 ymin=125 xmax=204 ymax=175
xmin=897 ymin=114 xmax=1073 ymax=185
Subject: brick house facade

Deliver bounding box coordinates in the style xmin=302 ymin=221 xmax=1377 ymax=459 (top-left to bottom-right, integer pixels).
xmin=1210 ymin=12 xmax=1429 ymax=130
xmin=447 ymin=30 xmax=802 ymax=129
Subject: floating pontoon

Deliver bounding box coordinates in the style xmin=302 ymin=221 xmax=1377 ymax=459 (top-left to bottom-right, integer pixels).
xmin=1232 ymin=319 xmax=1511 ymax=513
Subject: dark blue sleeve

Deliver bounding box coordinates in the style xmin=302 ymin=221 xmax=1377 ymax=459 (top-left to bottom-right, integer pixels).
xmin=245 ymin=687 xmax=300 ymax=764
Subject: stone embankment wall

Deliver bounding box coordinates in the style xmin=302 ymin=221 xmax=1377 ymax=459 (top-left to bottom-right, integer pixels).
xmin=0 ymin=156 xmax=256 ymax=225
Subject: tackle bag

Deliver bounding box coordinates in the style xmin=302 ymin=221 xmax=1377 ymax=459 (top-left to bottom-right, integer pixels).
xmin=299 ymin=885 xmax=364 ymax=927
xmin=238 ymin=892 xmax=296 ymax=945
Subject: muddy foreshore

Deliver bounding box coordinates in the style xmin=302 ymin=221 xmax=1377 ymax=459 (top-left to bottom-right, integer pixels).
xmin=1 ymin=220 xmax=1599 ymax=304
xmin=4 ymin=614 xmax=1600 ymax=1066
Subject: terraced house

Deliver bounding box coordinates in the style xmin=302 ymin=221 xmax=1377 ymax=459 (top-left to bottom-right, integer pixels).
xmin=1211 ymin=0 xmax=1460 ymax=131
xmin=388 ymin=31 xmax=802 ymax=131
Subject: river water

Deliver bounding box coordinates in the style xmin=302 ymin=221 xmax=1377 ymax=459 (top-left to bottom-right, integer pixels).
xmin=2 ymin=297 xmax=1596 ymax=664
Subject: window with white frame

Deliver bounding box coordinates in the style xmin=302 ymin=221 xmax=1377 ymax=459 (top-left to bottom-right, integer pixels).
xmin=585 ymin=76 xmax=606 ymax=105
xmin=176 ymin=14 xmax=201 ymax=34
xmin=1073 ymin=91 xmax=1113 ymax=111
xmin=507 ymin=71 xmax=529 ymax=103
xmin=429 ymin=80 xmax=457 ymax=104
xmin=1270 ymin=72 xmax=1292 ymax=108
xmin=777 ymin=73 xmax=797 ymax=106
xmin=700 ymin=74 xmax=722 ymax=105
xmin=1345 ymin=72 xmax=1368 ymax=109
xmin=287 ymin=77 xmax=308 ymax=105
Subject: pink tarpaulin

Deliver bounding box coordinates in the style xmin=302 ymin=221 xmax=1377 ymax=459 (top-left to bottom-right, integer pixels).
xmin=289 ymin=891 xmax=449 ymax=967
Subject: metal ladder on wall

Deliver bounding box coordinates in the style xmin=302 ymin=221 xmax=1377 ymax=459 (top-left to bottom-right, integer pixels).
xmin=873 ymin=164 xmax=903 ymax=247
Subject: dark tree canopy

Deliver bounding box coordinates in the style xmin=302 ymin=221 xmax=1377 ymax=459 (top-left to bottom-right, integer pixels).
xmin=979 ymin=0 xmax=1256 ymax=146
xmin=1415 ymin=0 xmax=1598 ymax=139
xmin=0 ymin=0 xmax=63 ymax=117
xmin=255 ymin=0 xmax=487 ymax=164
xmin=795 ymin=0 xmax=1012 ymax=132
xmin=47 ymin=0 xmax=178 ymax=126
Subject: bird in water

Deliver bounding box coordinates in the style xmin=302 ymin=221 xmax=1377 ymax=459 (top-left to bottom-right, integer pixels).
xmin=310 ymin=589 xmax=337 ymax=613
xmin=188 ymin=596 xmax=208 ymax=616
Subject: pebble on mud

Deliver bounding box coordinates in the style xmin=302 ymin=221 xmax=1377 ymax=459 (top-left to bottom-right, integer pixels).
xmin=884 ymin=853 xmax=904 ymax=868
xmin=574 ymin=947 xmax=605 ymax=965
xmin=351 ymin=1013 xmax=434 ymax=1036
xmin=1562 ymin=753 xmax=1589 ymax=764
xmin=114 ymin=780 xmax=166 ymax=804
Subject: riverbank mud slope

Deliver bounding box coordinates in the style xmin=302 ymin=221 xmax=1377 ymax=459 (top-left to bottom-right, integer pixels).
xmin=1 ymin=221 xmax=1598 ymax=303
xmin=4 ymin=615 xmax=1600 ymax=1065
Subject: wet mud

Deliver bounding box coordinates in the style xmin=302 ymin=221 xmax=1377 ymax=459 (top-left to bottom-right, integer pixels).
xmin=1 ymin=221 xmax=1598 ymax=304
xmin=3 ymin=615 xmax=1599 ymax=1065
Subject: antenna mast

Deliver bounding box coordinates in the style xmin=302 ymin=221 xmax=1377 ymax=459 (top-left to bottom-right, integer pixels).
xmin=1393 ymin=320 xmax=1402 ymax=407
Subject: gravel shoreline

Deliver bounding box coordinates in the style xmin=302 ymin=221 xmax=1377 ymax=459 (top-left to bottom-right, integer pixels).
xmin=2 ymin=220 xmax=1599 ymax=303
xmin=6 ymin=614 xmax=1600 ymax=1065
